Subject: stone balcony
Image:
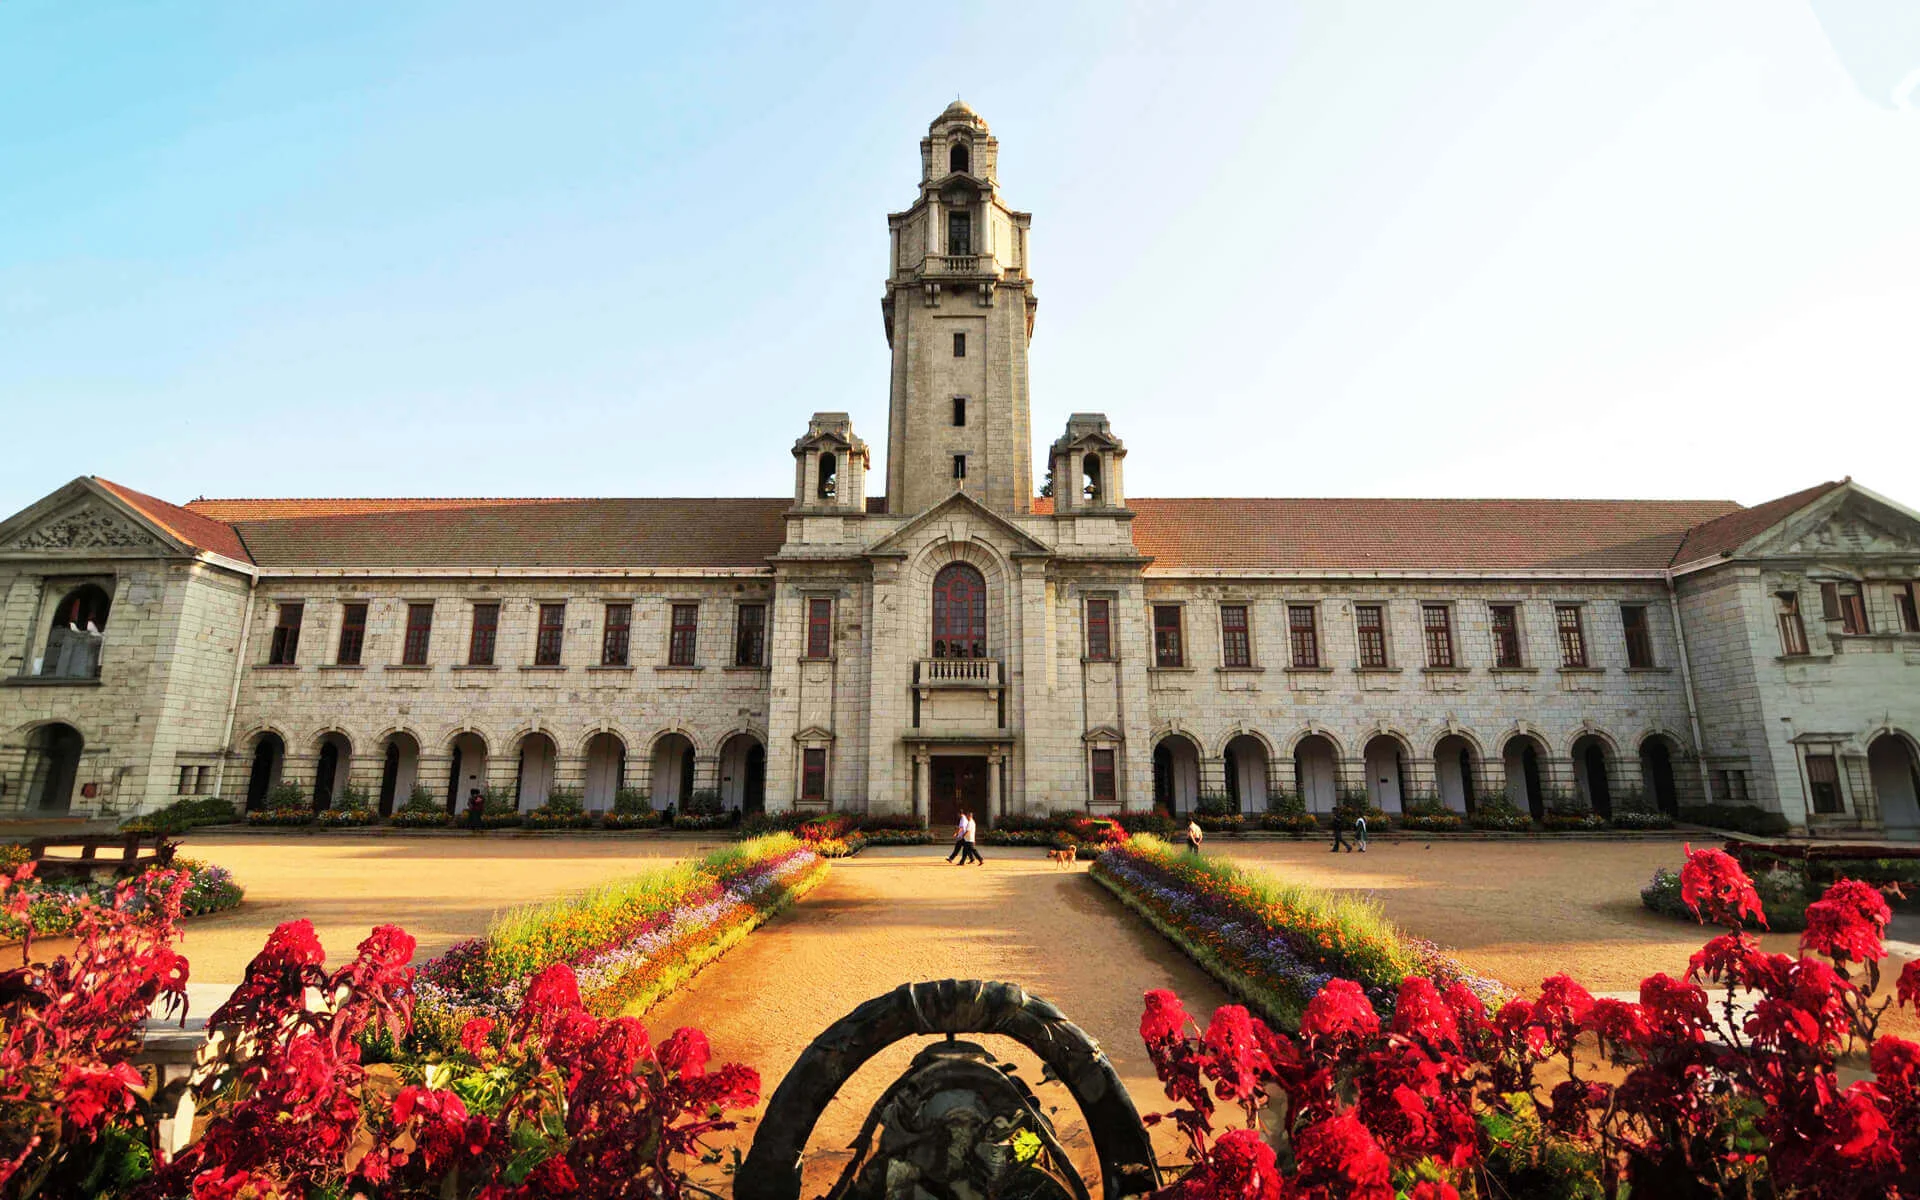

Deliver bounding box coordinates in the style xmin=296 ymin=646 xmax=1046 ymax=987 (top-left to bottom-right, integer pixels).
xmin=915 ymin=657 xmax=1001 ymax=689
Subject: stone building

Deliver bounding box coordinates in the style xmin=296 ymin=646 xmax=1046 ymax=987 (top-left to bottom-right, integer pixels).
xmin=4 ymin=101 xmax=1918 ymax=834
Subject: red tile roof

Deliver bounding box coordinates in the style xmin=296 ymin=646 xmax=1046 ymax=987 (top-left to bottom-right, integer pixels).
xmin=1127 ymin=497 xmax=1745 ymax=572
xmin=94 ymin=479 xmax=254 ymax=562
xmin=1669 ymin=480 xmax=1845 ymax=568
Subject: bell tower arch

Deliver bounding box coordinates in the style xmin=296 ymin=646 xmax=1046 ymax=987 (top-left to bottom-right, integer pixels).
xmin=881 ymin=101 xmax=1037 ymax=517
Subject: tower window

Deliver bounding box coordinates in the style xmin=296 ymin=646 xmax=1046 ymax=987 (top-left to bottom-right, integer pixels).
xmin=1082 ymin=454 xmax=1101 ymax=504
xmin=949 ymin=142 xmax=970 ymax=175
xmin=817 ymin=452 xmax=837 ymax=501
xmin=952 ymin=454 xmax=966 ymax=480
xmin=953 ymin=332 xmax=966 ymax=357
xmin=952 ymin=397 xmax=966 ymax=426
xmin=947 ymin=209 xmax=971 ymax=256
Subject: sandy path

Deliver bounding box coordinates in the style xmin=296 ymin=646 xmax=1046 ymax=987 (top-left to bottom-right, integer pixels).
xmin=644 ymin=844 xmax=1232 ymax=1192
xmin=155 ymin=832 xmax=728 ymax=982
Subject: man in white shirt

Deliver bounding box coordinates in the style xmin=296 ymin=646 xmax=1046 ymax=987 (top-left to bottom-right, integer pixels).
xmin=945 ymin=810 xmax=969 ymax=864
xmin=958 ymin=809 xmax=984 ymax=865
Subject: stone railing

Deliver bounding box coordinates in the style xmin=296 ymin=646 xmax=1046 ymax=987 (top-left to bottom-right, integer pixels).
xmin=916 ymin=657 xmax=1001 ymax=687
xmin=922 ymin=253 xmax=987 ymax=276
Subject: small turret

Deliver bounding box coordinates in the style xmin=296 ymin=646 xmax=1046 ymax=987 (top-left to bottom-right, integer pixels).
xmin=792 ymin=413 xmax=869 ymax=511
xmin=1049 ymin=414 xmax=1126 ymax=512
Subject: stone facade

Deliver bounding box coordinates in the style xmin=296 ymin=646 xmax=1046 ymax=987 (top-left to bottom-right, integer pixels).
xmin=4 ymin=103 xmax=1918 ymax=834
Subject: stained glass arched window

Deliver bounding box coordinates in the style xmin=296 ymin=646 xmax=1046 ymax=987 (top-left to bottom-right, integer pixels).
xmin=930 ymin=563 xmax=986 ymax=659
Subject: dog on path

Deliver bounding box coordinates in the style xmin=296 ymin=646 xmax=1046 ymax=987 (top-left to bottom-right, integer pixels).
xmin=1047 ymin=846 xmax=1078 ymax=869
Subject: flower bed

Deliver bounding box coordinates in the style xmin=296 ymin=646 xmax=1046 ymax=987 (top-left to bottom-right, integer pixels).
xmin=245 ymin=807 xmax=315 ymax=827
xmin=1541 ymin=808 xmax=1609 ymax=832
xmin=1467 ymin=800 xmax=1532 ymax=832
xmin=1259 ymin=810 xmax=1321 ymax=835
xmin=0 ymin=854 xmax=243 ymax=941
xmin=314 ymin=805 xmax=379 ymax=828
xmin=671 ymin=809 xmax=740 ymax=831
xmin=414 ymin=834 xmax=824 ymax=1042
xmin=1395 ymin=802 xmax=1465 ymax=833
xmin=1090 ymin=835 xmax=1506 ymax=1028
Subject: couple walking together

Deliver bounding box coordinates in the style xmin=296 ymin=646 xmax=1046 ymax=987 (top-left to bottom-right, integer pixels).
xmin=946 ymin=809 xmax=984 ymax=865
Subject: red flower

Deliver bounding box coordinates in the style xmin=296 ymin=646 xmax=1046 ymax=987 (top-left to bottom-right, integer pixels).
xmin=1584 ymin=997 xmax=1651 ymax=1051
xmin=1407 ymin=1185 xmax=1462 ymax=1200
xmin=660 ymin=1027 xmax=711 ymax=1078
xmin=1901 ymin=959 xmax=1920 ymax=1010
xmin=1745 ymin=956 xmax=1852 ymax=1050
xmin=1301 ymin=979 xmax=1379 ymax=1042
xmin=257 ymin=919 xmax=326 ymax=968
xmin=1688 ymin=931 xmax=1783 ymax=991
xmin=1638 ymin=973 xmax=1710 ymax=1043
xmin=1800 ymin=879 xmax=1891 ymax=965
xmin=458 ymin=1017 xmax=495 ymax=1059
xmin=1202 ymin=1128 xmax=1282 ymax=1200
xmin=58 ymin=1061 xmax=142 ymax=1130
xmin=1532 ymin=975 xmax=1595 ymax=1056
xmin=1391 ymin=976 xmax=1460 ymax=1050
xmin=1290 ymin=1111 xmax=1394 ymax=1200
xmin=1202 ymin=1006 xmax=1276 ymax=1107
xmin=1678 ymin=844 xmax=1767 ymax=929
xmin=1142 ymin=988 xmax=1191 ymax=1045
xmin=1816 ymin=1084 xmax=1895 ymax=1170
xmin=1871 ymin=1036 xmax=1920 ymax=1103
xmin=521 ymin=962 xmax=582 ymax=1017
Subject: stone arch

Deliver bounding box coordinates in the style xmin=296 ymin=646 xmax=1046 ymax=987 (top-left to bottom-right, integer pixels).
xmin=20 ymin=722 xmax=83 ymax=814
xmin=311 ymin=729 xmax=353 ymax=811
xmin=1151 ymin=729 xmax=1202 ymax=813
xmin=582 ymin=730 xmax=628 ymax=811
xmin=512 ymin=729 xmax=559 ymax=811
xmin=1211 ymin=725 xmax=1277 ymax=760
xmin=948 ymin=140 xmax=970 ymax=175
xmin=642 ymin=725 xmax=707 ymax=759
xmin=649 ymin=730 xmax=699 ymax=811
xmin=908 ymin=537 xmax=1013 ymax=663
xmin=1636 ymin=730 xmax=1689 ymax=817
xmin=444 ymin=729 xmax=491 ymax=813
xmin=1222 ymin=732 xmax=1270 ymax=814
xmin=1868 ymin=729 xmax=1920 ymax=832
xmin=242 ymin=726 xmax=287 ymax=811
xmin=375 ymin=729 xmax=421 ymax=816
xmin=1500 ymin=728 xmax=1552 ymax=820
xmin=1432 ymin=730 xmax=1483 ymax=814
xmin=930 ymin=561 xmax=988 ymax=659
xmin=1570 ymin=730 xmax=1618 ymax=818
xmin=1282 ymin=725 xmax=1346 ymax=760
xmin=1361 ymin=731 xmax=1411 ymax=813
xmin=1291 ymin=731 xmax=1342 ymax=814
xmin=717 ymin=729 xmax=769 ymax=813
xmin=40 ymin=583 xmax=111 ymax=679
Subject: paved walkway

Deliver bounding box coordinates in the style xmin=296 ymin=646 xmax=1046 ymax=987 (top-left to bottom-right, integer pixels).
xmin=644 ymin=845 xmax=1231 ymax=1192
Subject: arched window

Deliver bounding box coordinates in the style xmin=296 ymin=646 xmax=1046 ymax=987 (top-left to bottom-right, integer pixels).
xmin=1082 ymin=454 xmax=1102 ymax=504
xmin=41 ymin=584 xmax=111 ymax=679
xmin=949 ymin=142 xmax=970 ymax=175
xmin=930 ymin=562 xmax=987 ymax=659
xmin=817 ymin=452 xmax=838 ymax=501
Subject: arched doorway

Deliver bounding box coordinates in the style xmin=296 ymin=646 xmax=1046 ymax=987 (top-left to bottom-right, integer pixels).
xmin=719 ymin=733 xmax=767 ymax=812
xmin=514 ymin=732 xmax=556 ymax=812
xmin=1434 ymin=734 xmax=1478 ymax=814
xmin=1572 ymin=734 xmax=1614 ymax=818
xmin=23 ymin=723 xmax=83 ymax=813
xmin=445 ymin=732 xmax=489 ymax=814
xmin=245 ymin=731 xmax=285 ymax=810
xmin=1503 ymin=734 xmax=1548 ymax=821
xmin=1640 ymin=736 xmax=1681 ymax=818
xmin=313 ymin=732 xmax=351 ymax=812
xmin=1293 ymin=735 xmax=1340 ymax=813
xmin=583 ymin=732 xmax=626 ymax=811
xmin=40 ymin=584 xmax=110 ymax=679
xmin=930 ymin=562 xmax=987 ymax=659
xmin=1152 ymin=733 xmax=1201 ymax=812
xmin=377 ymin=732 xmax=419 ymax=816
xmin=1223 ymin=735 xmax=1268 ymax=813
xmin=1363 ymin=735 xmax=1406 ymax=813
xmin=1870 ymin=734 xmax=1920 ymax=834
xmin=651 ymin=733 xmax=697 ymax=811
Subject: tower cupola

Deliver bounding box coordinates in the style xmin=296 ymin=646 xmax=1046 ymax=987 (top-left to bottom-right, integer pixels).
xmin=1049 ymin=414 xmax=1127 ymax=512
xmin=792 ymin=412 xmax=869 ymax=512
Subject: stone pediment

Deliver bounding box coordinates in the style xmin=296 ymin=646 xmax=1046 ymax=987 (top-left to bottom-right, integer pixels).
xmin=864 ymin=491 xmax=1053 ymax=559
xmin=1743 ymin=489 xmax=1920 ymax=561
xmin=0 ymin=486 xmax=173 ymax=556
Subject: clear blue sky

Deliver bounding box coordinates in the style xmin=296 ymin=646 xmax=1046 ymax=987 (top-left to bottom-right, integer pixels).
xmin=3 ymin=1 xmax=1916 ymax=518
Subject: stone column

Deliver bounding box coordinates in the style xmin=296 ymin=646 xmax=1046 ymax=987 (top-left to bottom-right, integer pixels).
xmin=913 ymin=752 xmax=930 ymax=826
xmin=987 ymin=750 xmax=1003 ymax=823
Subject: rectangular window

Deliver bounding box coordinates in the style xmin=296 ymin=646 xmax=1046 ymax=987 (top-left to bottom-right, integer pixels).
xmin=336 ymin=602 xmax=366 ymax=666
xmin=952 ymin=396 xmax=966 ymax=426
xmin=1153 ymin=604 xmax=1184 ymax=668
xmin=1555 ymin=604 xmax=1588 ymax=668
xmin=1490 ymin=604 xmax=1522 ymax=668
xmin=267 ymin=602 xmax=303 ymax=666
xmin=667 ymin=603 xmax=699 ymax=667
xmin=947 ymin=209 xmax=971 ymax=255
xmin=1091 ymin=748 xmax=1116 ymax=806
xmin=953 ymin=331 xmax=966 ymax=357
xmin=1728 ymin=770 xmax=1748 ymax=802
xmin=178 ymin=765 xmax=193 ymax=795
xmin=1898 ymin=582 xmax=1919 ymax=634
xmin=1355 ymin=604 xmax=1387 ymax=669
xmin=1711 ymin=769 xmax=1729 ymax=801
xmin=806 ymin=597 xmax=833 ymax=659
xmin=1806 ymin=753 xmax=1844 ymax=814
xmin=1621 ymin=604 xmax=1654 ymax=669
xmin=1287 ymin=605 xmax=1319 ymax=668
xmin=468 ymin=603 xmax=499 ymax=666
xmin=532 ymin=602 xmax=565 ymax=666
xmin=402 ymin=603 xmax=434 ymax=666
xmin=194 ymin=765 xmax=208 ymax=792
xmin=801 ymin=747 xmax=827 ymax=802
xmin=1085 ymin=596 xmax=1112 ymax=661
xmin=1219 ymin=604 xmax=1251 ymax=668
xmin=1422 ymin=604 xmax=1454 ymax=668
xmin=952 ymin=454 xmax=967 ymax=479
xmin=734 ymin=603 xmax=767 ymax=667
xmin=1820 ymin=582 xmax=1868 ymax=634
xmin=1777 ymin=591 xmax=1809 ymax=656
xmin=602 ymin=603 xmax=632 ymax=666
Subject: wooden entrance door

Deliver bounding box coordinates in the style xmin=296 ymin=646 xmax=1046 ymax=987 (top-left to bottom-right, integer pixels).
xmin=929 ymin=756 xmax=988 ymax=827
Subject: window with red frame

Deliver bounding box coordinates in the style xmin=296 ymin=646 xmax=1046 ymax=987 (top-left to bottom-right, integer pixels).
xmin=1153 ymin=605 xmax=1183 ymax=668
xmin=1820 ymin=582 xmax=1869 ymax=635
xmin=268 ymin=602 xmax=303 ymax=666
xmin=1490 ymin=604 xmax=1522 ymax=668
xmin=668 ymin=603 xmax=698 ymax=667
xmin=402 ymin=603 xmax=433 ymax=665
xmin=1555 ymin=604 xmax=1588 ymax=668
xmin=535 ymin=603 xmax=566 ymax=666
xmin=931 ymin=563 xmax=987 ymax=659
xmin=1091 ymin=748 xmax=1116 ymax=806
xmin=1287 ymin=605 xmax=1318 ymax=668
xmin=1220 ymin=604 xmax=1251 ymax=668
xmin=1355 ymin=604 xmax=1387 ymax=668
xmin=734 ymin=603 xmax=766 ymax=667
xmin=602 ymin=603 xmax=631 ymax=666
xmin=801 ymin=748 xmax=827 ymax=803
xmin=1085 ymin=596 xmax=1112 ymax=661
xmin=468 ymin=603 xmax=498 ymax=666
xmin=1776 ymin=592 xmax=1809 ymax=656
xmin=806 ymin=598 xmax=833 ymax=659
xmin=1621 ymin=604 xmax=1654 ymax=668
xmin=1421 ymin=604 xmax=1454 ymax=668
xmin=336 ymin=602 xmax=366 ymax=666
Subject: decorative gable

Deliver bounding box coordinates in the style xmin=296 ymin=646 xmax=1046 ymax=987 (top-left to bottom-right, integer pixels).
xmin=5 ymin=498 xmax=168 ymax=554
xmin=1743 ymin=489 xmax=1920 ymax=561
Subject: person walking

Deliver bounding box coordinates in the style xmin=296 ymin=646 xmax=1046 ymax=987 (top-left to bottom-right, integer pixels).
xmin=959 ymin=809 xmax=985 ymax=865
xmin=946 ymin=810 xmax=969 ymax=864
xmin=466 ymin=788 xmax=485 ymax=832
xmin=1354 ymin=812 xmax=1369 ymax=853
xmin=1186 ymin=818 xmax=1204 ymax=855
xmin=1331 ymin=816 xmax=1352 ymax=853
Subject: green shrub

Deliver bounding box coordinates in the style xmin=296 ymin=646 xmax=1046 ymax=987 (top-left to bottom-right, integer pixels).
xmin=1115 ymin=810 xmax=1177 ymax=837
xmin=600 ymin=809 xmax=663 ymax=830
xmin=1194 ymin=791 xmax=1237 ymax=818
xmin=407 ymin=783 xmax=437 ymax=808
xmin=1542 ymin=808 xmax=1609 ymax=832
xmin=264 ymin=782 xmax=308 ymax=812
xmin=1469 ymin=801 xmax=1532 ymax=832
xmin=613 ymin=787 xmax=652 ymax=816
xmin=1259 ymin=810 xmax=1321 ymax=835
xmin=390 ymin=791 xmax=452 ymax=829
xmin=1332 ymin=797 xmax=1391 ymax=832
xmin=1679 ymin=804 xmax=1792 ymax=836
xmin=1192 ymin=812 xmax=1244 ymax=834
xmin=247 ymin=808 xmax=315 ymax=827
xmin=1609 ymin=810 xmax=1675 ymax=831
xmin=121 ymin=795 xmax=237 ymax=835
xmin=683 ymin=788 xmax=725 ymax=816
xmin=1398 ymin=801 xmax=1466 ymax=833
xmin=672 ymin=809 xmax=740 ymax=831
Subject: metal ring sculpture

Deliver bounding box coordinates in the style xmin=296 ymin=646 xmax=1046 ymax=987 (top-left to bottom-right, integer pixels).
xmin=737 ymin=979 xmax=1160 ymax=1200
